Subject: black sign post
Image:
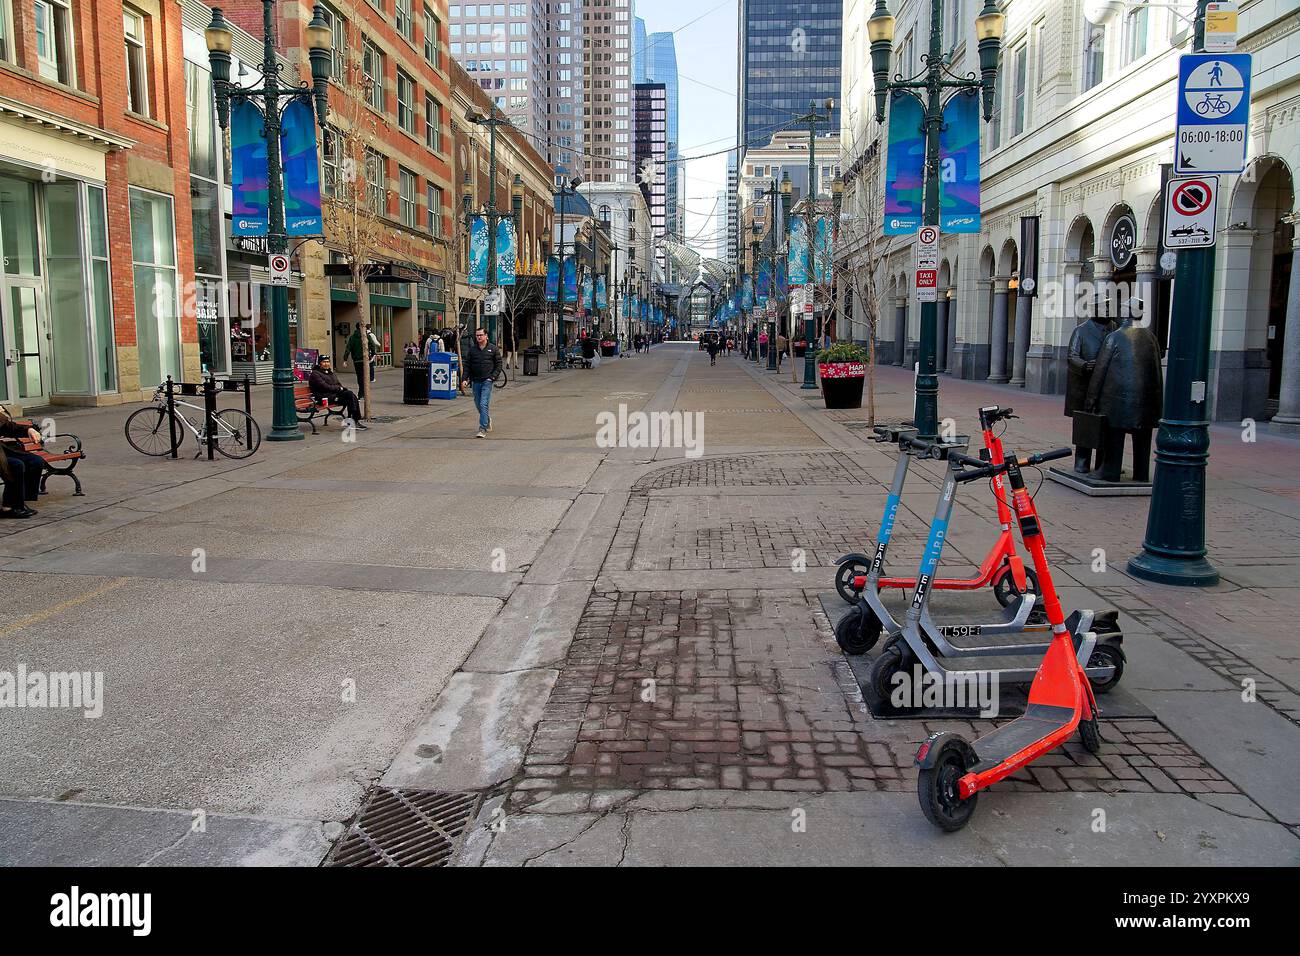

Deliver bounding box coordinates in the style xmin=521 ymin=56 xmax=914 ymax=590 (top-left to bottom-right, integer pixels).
xmin=1019 ymin=216 xmax=1040 ymax=297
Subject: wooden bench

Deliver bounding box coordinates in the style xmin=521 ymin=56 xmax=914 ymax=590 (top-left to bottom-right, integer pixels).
xmin=294 ymin=383 xmax=346 ymax=434
xmin=4 ymin=421 xmax=87 ymax=497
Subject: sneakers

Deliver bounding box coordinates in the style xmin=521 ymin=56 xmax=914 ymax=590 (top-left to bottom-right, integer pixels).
xmin=487 ymin=417 xmax=493 ymax=432
xmin=476 ymin=429 xmax=486 ymax=438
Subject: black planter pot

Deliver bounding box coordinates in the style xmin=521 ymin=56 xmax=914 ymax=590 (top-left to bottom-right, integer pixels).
xmin=820 ymin=372 xmax=865 ymax=409
xmin=793 ymin=342 xmax=808 ymax=357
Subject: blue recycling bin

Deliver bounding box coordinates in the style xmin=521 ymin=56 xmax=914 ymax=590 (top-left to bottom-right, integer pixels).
xmin=428 ymin=349 xmax=459 ymax=400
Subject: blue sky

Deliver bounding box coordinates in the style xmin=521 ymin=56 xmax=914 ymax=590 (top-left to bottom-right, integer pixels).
xmin=636 ymin=0 xmax=737 ymax=257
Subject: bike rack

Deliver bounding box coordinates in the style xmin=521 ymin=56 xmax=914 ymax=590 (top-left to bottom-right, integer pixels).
xmin=163 ymin=375 xmax=255 ymax=460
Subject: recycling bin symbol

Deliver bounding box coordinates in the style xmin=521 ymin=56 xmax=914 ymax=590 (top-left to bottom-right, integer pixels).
xmin=432 ymin=367 xmax=449 ymax=386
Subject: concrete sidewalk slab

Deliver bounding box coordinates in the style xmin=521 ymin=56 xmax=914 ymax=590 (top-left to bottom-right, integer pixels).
xmin=0 ymin=799 xmax=330 ymax=867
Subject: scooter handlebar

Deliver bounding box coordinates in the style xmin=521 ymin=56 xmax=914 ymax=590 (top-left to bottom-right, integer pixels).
xmin=1026 ymin=447 xmax=1071 ymax=466
xmin=953 ymin=446 xmax=1071 ymax=483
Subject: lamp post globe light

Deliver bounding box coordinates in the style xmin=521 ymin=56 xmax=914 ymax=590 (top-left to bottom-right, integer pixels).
xmin=869 ymin=0 xmax=1004 ymax=439
xmin=206 ymin=4 xmax=333 ymax=442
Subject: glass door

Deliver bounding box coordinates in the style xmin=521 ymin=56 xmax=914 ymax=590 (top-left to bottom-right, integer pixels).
xmin=3 ymin=280 xmax=51 ymax=406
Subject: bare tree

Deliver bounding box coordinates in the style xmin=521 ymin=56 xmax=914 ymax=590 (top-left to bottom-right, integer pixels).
xmin=501 ymin=272 xmax=545 ymax=368
xmin=322 ymin=48 xmax=386 ymax=420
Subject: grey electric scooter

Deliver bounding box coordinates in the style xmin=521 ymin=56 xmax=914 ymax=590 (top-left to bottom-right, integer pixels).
xmin=833 ymin=428 xmax=1042 ymax=656
xmin=863 ymin=443 xmax=1125 ymax=703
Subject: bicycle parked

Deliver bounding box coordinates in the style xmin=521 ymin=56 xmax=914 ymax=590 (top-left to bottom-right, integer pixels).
xmin=125 ymin=384 xmax=262 ymax=459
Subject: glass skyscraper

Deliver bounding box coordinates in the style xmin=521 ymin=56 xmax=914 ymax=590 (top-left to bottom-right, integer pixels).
xmin=643 ymin=30 xmax=681 ymax=240
xmin=736 ymin=0 xmax=842 ymax=151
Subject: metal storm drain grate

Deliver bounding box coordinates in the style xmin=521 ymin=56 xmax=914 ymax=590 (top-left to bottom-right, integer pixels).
xmin=367 ymin=415 xmax=408 ymax=424
xmin=326 ymin=788 xmax=479 ymax=867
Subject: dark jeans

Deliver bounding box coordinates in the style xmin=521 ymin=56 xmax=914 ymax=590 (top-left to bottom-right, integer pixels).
xmin=320 ymin=387 xmax=361 ymax=421
xmin=1 ymin=448 xmax=42 ymax=508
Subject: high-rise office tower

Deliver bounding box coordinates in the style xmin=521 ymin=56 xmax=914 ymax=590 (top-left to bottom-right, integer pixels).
xmin=634 ymin=82 xmax=668 ymax=274
xmin=725 ymin=152 xmax=739 ymax=267
xmin=582 ymin=0 xmax=635 ymax=182
xmin=643 ymin=30 xmax=681 ymax=240
xmin=735 ymin=1 xmax=842 ymax=154
xmin=633 ymin=16 xmax=649 ymax=83
xmin=447 ymin=2 xmax=584 ymax=179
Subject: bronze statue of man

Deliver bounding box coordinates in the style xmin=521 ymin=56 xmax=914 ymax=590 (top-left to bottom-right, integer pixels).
xmin=1065 ymin=314 xmax=1116 ymax=473
xmin=1084 ymin=310 xmax=1163 ymax=483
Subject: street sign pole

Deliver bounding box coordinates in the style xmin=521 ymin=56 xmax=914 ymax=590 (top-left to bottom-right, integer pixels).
xmin=1129 ymin=0 xmax=1221 ymax=586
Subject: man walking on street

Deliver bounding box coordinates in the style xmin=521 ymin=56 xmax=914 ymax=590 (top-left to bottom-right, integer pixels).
xmin=463 ymin=325 xmax=501 ymax=438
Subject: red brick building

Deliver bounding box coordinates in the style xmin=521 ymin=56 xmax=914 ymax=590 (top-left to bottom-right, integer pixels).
xmin=0 ymin=0 xmax=196 ymax=411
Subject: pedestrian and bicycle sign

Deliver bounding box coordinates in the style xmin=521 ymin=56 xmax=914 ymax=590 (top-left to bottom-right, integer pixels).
xmin=1164 ymin=175 xmax=1219 ymax=249
xmin=1175 ymin=52 xmax=1251 ymax=175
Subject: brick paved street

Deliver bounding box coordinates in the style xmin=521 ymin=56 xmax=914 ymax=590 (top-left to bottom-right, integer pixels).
xmin=2 ymin=343 xmax=1297 ymax=866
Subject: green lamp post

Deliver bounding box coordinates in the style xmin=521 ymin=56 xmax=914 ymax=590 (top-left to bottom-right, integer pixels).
xmin=206 ymin=4 xmax=333 ymax=442
xmin=868 ymin=0 xmax=1005 ymax=439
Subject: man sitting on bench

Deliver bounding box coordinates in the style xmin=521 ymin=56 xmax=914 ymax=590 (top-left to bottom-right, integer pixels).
xmin=308 ymin=356 xmax=366 ymax=429
xmin=0 ymin=409 xmax=43 ymax=519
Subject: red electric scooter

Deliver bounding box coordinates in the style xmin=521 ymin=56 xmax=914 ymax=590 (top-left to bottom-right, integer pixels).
xmin=834 ymin=405 xmax=1037 ymax=608
xmin=914 ymin=445 xmax=1102 ymax=831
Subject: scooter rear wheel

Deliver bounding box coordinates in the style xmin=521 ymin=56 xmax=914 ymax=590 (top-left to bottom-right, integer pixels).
xmin=835 ymin=558 xmax=870 ymax=604
xmin=1078 ymin=714 xmax=1102 ymax=754
xmin=834 ymin=605 xmax=882 ymax=656
xmin=1086 ymin=643 xmax=1125 ymax=694
xmin=918 ymin=739 xmax=979 ymax=831
xmin=992 ymin=563 xmax=1040 ymax=608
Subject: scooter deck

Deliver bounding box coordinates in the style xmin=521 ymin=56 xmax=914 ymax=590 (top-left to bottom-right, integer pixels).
xmin=927 ymin=606 xmax=1076 ymax=652
xmin=931 ymin=653 xmax=1113 ymax=685
xmin=969 ymin=703 xmax=1075 ymax=773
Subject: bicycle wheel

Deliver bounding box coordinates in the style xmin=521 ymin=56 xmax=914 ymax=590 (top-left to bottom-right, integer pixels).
xmin=493 ymin=367 xmax=508 ymax=388
xmin=125 ymin=406 xmax=182 ymax=457
xmin=212 ymin=409 xmax=262 ymax=459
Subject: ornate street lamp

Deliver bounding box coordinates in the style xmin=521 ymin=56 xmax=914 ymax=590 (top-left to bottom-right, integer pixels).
xmin=207 ymin=4 xmax=333 ymax=442
xmin=868 ymin=0 xmax=1004 ymax=438
xmin=775 ymin=173 xmax=793 ymax=372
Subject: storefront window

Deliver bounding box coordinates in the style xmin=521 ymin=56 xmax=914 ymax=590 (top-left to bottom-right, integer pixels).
xmin=370 ymin=303 xmax=394 ymax=365
xmin=44 ymin=181 xmax=91 ymax=393
xmin=187 ymin=59 xmax=229 ymax=375
xmin=235 ymin=285 xmax=300 ymax=363
xmin=86 ymin=185 xmax=115 ymax=392
xmin=0 ymin=176 xmax=40 ymax=276
xmin=130 ymin=188 xmax=181 ymax=389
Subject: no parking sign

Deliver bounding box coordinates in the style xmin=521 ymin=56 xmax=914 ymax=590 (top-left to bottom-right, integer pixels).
xmin=1164 ymin=176 xmax=1219 ymax=249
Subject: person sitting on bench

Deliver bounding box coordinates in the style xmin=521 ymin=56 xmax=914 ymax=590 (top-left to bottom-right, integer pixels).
xmin=308 ymin=356 xmax=366 ymax=429
xmin=0 ymin=410 xmax=43 ymax=519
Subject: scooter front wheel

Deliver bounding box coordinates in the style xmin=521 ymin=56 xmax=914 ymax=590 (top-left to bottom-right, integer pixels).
xmin=1078 ymin=713 xmax=1102 ymax=754
xmin=992 ymin=564 xmax=1040 ymax=608
xmin=834 ymin=605 xmax=882 ymax=656
xmin=918 ymin=739 xmax=979 ymax=831
xmin=834 ymin=558 xmax=870 ymax=604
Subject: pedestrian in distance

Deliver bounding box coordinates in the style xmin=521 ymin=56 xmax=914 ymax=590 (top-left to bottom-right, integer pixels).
xmin=307 ymin=356 xmax=366 ymax=429
xmin=707 ymin=335 xmax=721 ymax=366
xmin=463 ymin=326 xmax=502 ymax=438
xmin=776 ymin=332 xmax=789 ymax=369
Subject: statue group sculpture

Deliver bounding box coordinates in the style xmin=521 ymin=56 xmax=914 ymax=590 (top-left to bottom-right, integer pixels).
xmin=1064 ymin=299 xmax=1163 ymax=484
